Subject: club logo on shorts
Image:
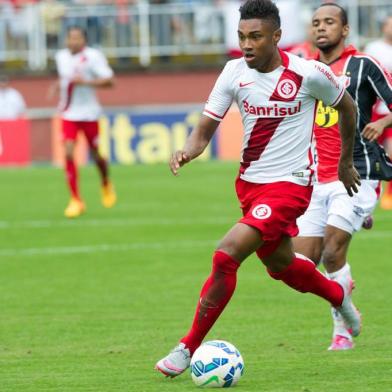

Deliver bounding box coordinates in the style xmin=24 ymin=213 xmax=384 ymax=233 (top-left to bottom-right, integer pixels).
xmin=276 ymin=79 xmax=297 ymax=99
xmin=252 ymin=204 xmax=272 ymax=220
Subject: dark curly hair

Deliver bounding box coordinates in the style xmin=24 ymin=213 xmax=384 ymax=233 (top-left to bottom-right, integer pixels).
xmin=239 ymin=0 xmax=281 ymax=29
xmin=319 ymin=2 xmax=348 ymax=25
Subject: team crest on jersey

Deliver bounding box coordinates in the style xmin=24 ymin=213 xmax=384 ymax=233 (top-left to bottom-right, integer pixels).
xmin=276 ymin=79 xmax=298 ymax=99
xmin=252 ymin=204 xmax=272 ymax=220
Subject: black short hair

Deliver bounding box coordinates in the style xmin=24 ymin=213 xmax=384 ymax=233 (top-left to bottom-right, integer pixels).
xmin=319 ymin=2 xmax=348 ymax=25
xmin=239 ymin=0 xmax=281 ymax=29
xmin=66 ymin=25 xmax=87 ymax=40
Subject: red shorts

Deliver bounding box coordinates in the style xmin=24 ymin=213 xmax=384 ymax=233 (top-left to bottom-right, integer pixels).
xmin=235 ymin=178 xmax=312 ymax=243
xmin=62 ymin=119 xmax=99 ymax=149
xmin=371 ymin=112 xmax=392 ymax=144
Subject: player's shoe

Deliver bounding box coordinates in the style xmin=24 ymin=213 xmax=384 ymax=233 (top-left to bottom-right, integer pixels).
xmin=155 ymin=343 xmax=191 ymax=378
xmin=361 ymin=215 xmax=373 ymax=230
xmin=101 ymin=181 xmax=117 ymax=208
xmin=64 ymin=198 xmax=85 ymax=218
xmin=328 ymin=308 xmax=354 ymax=351
xmin=328 ymin=334 xmax=354 ymax=351
xmin=380 ymin=193 xmax=392 ymax=210
xmin=335 ymin=278 xmax=361 ymax=337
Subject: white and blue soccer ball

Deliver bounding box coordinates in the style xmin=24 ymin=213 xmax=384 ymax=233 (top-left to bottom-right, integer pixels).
xmin=190 ymin=340 xmax=244 ymax=388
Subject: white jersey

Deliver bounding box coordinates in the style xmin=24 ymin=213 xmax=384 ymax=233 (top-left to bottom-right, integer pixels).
xmin=55 ymin=47 xmax=114 ymax=121
xmin=203 ymin=50 xmax=345 ymax=186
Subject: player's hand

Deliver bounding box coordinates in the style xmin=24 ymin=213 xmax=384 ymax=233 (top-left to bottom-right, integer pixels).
xmin=169 ymin=150 xmax=191 ymax=176
xmin=338 ymin=161 xmax=361 ymax=197
xmin=362 ymin=121 xmax=383 ymax=142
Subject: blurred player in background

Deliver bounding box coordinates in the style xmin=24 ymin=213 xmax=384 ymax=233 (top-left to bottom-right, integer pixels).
xmin=294 ymin=3 xmax=392 ymax=351
xmin=288 ymin=23 xmax=318 ymax=60
xmin=0 ymin=75 xmax=26 ymax=119
xmin=365 ymin=15 xmax=392 ymax=209
xmin=54 ymin=26 xmax=116 ymax=218
xmin=156 ymin=0 xmax=361 ymax=378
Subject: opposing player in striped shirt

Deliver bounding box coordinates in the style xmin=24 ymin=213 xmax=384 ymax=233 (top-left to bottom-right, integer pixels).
xmin=294 ymin=3 xmax=392 ymax=351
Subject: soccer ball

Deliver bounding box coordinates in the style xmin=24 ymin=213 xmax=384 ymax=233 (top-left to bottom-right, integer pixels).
xmin=190 ymin=340 xmax=244 ymax=388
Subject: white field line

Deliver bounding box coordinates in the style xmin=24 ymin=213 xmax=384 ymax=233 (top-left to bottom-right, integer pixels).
xmin=0 ymin=217 xmax=235 ymax=230
xmin=0 ymin=215 xmax=390 ymax=230
xmin=0 ymin=240 xmax=219 ymax=257
xmin=0 ymin=231 xmax=391 ymax=258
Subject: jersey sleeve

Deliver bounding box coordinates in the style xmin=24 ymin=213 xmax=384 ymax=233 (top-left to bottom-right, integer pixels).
xmin=90 ymin=50 xmax=114 ymax=79
xmin=203 ymin=62 xmax=234 ymax=122
xmin=365 ymin=57 xmax=392 ymax=111
xmin=307 ymin=60 xmax=345 ymax=107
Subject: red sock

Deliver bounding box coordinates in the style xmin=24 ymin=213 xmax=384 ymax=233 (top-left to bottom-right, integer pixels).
xmin=65 ymin=158 xmax=79 ymax=199
xmin=267 ymin=253 xmax=344 ymax=307
xmin=181 ymin=251 xmax=240 ymax=354
xmin=93 ymin=151 xmax=109 ymax=186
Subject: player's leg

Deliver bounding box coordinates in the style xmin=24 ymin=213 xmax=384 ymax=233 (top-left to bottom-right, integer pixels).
xmin=321 ymin=223 xmax=354 ymax=350
xmin=245 ymin=181 xmax=342 ymax=304
xmin=259 ymin=235 xmax=360 ymax=340
xmin=261 ymin=236 xmax=344 ymax=306
xmin=155 ymin=222 xmax=264 ymax=377
xmin=322 ymin=180 xmax=378 ymax=349
xmin=245 ymin=181 xmax=360 ymax=337
xmin=83 ymin=121 xmax=116 ymax=208
xmin=293 ymin=182 xmax=327 ymax=264
xmin=62 ymin=119 xmax=85 ymax=218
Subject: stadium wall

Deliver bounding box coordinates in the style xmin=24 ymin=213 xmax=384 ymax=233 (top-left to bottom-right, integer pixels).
xmin=0 ymin=71 xmax=243 ymax=166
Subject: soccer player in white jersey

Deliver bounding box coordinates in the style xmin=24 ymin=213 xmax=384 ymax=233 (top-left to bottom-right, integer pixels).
xmin=155 ymin=0 xmax=362 ymax=378
xmin=55 ymin=26 xmax=116 ymax=218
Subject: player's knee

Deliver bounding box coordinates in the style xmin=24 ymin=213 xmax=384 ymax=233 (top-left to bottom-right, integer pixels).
xmin=64 ymin=143 xmax=74 ymax=160
xmin=90 ymin=148 xmax=99 ymax=160
xmin=321 ymin=242 xmax=345 ymax=268
xmin=65 ymin=150 xmax=73 ymax=161
xmin=212 ymin=250 xmax=240 ymax=275
xmin=216 ymin=238 xmax=241 ymax=262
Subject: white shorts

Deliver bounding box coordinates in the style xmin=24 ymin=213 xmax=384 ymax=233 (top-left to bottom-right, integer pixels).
xmin=297 ymin=180 xmax=379 ymax=236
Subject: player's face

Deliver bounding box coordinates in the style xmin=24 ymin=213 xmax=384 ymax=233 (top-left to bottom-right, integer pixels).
xmin=238 ymin=18 xmax=281 ymax=70
xmin=66 ymin=29 xmax=86 ymax=54
xmin=311 ymin=6 xmax=349 ymax=51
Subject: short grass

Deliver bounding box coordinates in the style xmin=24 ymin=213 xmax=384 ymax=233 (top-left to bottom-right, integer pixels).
xmin=0 ymin=162 xmax=391 ymax=391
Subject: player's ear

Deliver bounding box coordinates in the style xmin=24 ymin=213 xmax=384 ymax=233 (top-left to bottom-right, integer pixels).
xmin=342 ymin=24 xmax=350 ymax=39
xmin=273 ymin=28 xmax=281 ymax=46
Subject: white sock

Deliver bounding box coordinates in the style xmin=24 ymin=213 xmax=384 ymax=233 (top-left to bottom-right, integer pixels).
xmin=325 ymin=263 xmax=352 ymax=281
xmin=330 ymin=308 xmax=353 ymax=340
xmin=326 ymin=263 xmax=353 ymax=339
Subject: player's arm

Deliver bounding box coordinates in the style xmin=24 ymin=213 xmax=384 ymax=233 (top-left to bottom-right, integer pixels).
xmin=361 ymin=58 xmax=392 ymax=142
xmin=334 ymin=91 xmax=361 ymax=196
xmin=170 ymin=61 xmax=234 ymax=176
xmin=362 ymin=113 xmax=392 ymax=142
xmin=308 ymin=61 xmax=360 ymax=196
xmin=169 ymin=115 xmax=219 ymax=176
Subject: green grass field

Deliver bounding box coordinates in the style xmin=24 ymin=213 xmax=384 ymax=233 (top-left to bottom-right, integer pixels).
xmin=0 ymin=162 xmax=391 ymax=391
